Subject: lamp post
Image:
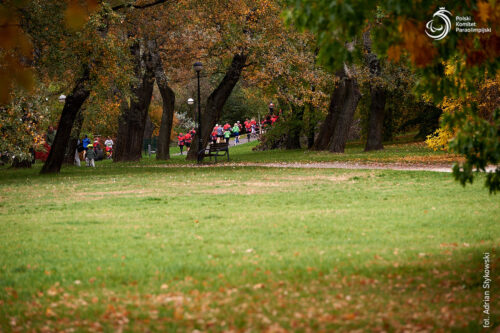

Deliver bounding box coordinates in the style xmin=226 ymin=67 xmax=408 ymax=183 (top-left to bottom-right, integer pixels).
xmin=187 ymin=97 xmax=194 ymax=113
xmin=187 ymin=97 xmax=194 ymax=142
xmin=194 ymin=62 xmax=203 ymax=163
xmin=58 ymin=95 xmax=66 ymax=104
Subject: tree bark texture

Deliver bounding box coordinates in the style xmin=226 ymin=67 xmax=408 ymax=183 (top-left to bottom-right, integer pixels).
xmin=312 ymin=87 xmax=339 ymax=150
xmin=328 ymin=68 xmax=362 ymax=153
xmin=63 ymin=107 xmax=84 ymax=164
xmin=186 ymin=53 xmax=247 ymax=161
xmin=114 ymin=40 xmax=155 ymax=162
xmin=40 ymin=68 xmax=90 ymax=174
xmin=313 ymin=68 xmax=361 ymax=153
xmin=363 ymin=30 xmax=387 ymax=151
xmin=365 ymin=85 xmax=386 ymax=151
xmin=285 ymin=105 xmax=304 ymax=149
xmin=153 ymin=48 xmax=175 ymax=160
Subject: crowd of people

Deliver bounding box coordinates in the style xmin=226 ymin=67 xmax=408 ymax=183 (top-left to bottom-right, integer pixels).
xmin=34 ymin=113 xmax=281 ymax=165
xmin=75 ymin=135 xmax=114 ymax=167
xmin=177 ymin=128 xmax=196 ymax=155
xmin=177 ymin=115 xmax=280 ymax=154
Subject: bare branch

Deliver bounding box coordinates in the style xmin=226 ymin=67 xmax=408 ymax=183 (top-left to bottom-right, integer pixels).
xmin=112 ymin=0 xmax=169 ymax=11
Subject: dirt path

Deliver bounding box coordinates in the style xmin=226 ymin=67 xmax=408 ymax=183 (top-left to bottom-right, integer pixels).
xmin=150 ymin=161 xmax=497 ymax=173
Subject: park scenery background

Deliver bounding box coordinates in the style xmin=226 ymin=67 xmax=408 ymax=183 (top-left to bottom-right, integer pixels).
xmin=1 ymin=0 xmax=499 ymax=332
xmin=1 ymin=142 xmax=499 ymax=331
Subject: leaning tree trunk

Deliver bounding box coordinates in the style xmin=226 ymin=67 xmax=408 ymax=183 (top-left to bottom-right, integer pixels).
xmin=328 ymin=67 xmax=362 ymax=153
xmin=63 ymin=107 xmax=84 ymax=164
xmin=363 ymin=29 xmax=387 ymax=151
xmin=40 ymin=67 xmax=90 ymax=174
xmin=312 ymin=78 xmax=343 ymax=150
xmin=313 ymin=67 xmax=361 ymax=152
xmin=153 ymin=48 xmax=175 ymax=160
xmin=114 ymin=40 xmax=156 ymax=162
xmin=186 ymin=52 xmax=247 ymax=161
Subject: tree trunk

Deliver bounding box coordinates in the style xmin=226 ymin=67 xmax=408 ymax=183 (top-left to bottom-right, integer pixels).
xmin=363 ymin=29 xmax=387 ymax=151
xmin=40 ymin=68 xmax=90 ymax=174
xmin=313 ymin=67 xmax=361 ymax=152
xmin=143 ymin=114 xmax=154 ymax=140
xmin=187 ymin=53 xmax=247 ymax=161
xmin=63 ymin=107 xmax=84 ymax=164
xmin=365 ymin=85 xmax=386 ymax=150
xmin=285 ymin=105 xmax=304 ymax=149
xmin=154 ymin=49 xmax=175 ymax=160
xmin=312 ymin=86 xmax=340 ymax=150
xmin=114 ymin=40 xmax=155 ymax=162
xmin=328 ymin=69 xmax=361 ymax=153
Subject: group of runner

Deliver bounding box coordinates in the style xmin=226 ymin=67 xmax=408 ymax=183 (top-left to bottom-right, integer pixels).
xmin=177 ymin=128 xmax=196 ymax=155
xmin=177 ymin=115 xmax=280 ymax=154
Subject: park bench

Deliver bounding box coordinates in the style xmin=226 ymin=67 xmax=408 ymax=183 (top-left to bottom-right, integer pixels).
xmin=203 ymin=142 xmax=229 ymax=162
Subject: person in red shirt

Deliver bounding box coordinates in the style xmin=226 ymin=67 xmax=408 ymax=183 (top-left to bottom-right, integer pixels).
xmin=244 ymin=119 xmax=252 ymax=142
xmin=223 ymin=123 xmax=231 ymax=131
xmin=211 ymin=129 xmax=217 ymax=144
xmin=177 ymin=133 xmax=185 ymax=155
xmin=184 ymin=132 xmax=192 ymax=151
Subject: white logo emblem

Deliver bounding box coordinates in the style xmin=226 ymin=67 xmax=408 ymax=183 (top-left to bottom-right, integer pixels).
xmin=426 ymin=7 xmax=452 ymax=40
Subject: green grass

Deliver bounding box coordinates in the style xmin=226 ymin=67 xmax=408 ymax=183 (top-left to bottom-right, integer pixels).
xmin=146 ymin=137 xmax=461 ymax=166
xmin=0 ymin=142 xmax=498 ymax=331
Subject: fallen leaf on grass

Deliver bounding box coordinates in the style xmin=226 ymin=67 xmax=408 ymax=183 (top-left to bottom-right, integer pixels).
xmin=45 ymin=308 xmax=56 ymax=317
xmin=253 ymin=283 xmax=265 ymax=290
xmin=342 ymin=313 xmax=356 ymax=320
xmin=173 ymin=306 xmax=183 ymax=320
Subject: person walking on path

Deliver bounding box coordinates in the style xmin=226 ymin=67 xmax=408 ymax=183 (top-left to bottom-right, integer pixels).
xmin=85 ymin=144 xmax=96 ymax=167
xmin=224 ymin=128 xmax=231 ymax=144
xmin=232 ymin=123 xmax=240 ymax=144
xmin=178 ymin=133 xmax=185 ymax=155
xmin=216 ymin=125 xmax=224 ymax=143
xmin=74 ymin=139 xmax=82 ymax=167
xmin=211 ymin=128 xmax=217 ymax=144
xmin=46 ymin=126 xmax=56 ymax=147
xmin=104 ymin=137 xmax=113 ymax=159
xmin=82 ymin=135 xmax=91 ymax=158
xmin=104 ymin=137 xmax=113 ymax=148
xmin=184 ymin=132 xmax=192 ymax=152
xmin=244 ymin=119 xmax=251 ymax=142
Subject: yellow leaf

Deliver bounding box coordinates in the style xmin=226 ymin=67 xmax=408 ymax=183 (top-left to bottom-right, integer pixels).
xmin=173 ymin=306 xmax=183 ymax=320
xmin=477 ymin=1 xmax=490 ymax=23
xmin=45 ymin=308 xmax=56 ymax=317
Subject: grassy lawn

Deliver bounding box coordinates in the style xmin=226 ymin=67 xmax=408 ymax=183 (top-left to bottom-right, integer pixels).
xmin=156 ymin=137 xmax=462 ymax=166
xmin=0 ymin=143 xmax=498 ymax=331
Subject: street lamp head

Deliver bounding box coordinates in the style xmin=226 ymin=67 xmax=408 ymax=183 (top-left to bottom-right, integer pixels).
xmin=193 ymin=62 xmax=203 ymax=72
xmin=58 ymin=94 xmax=66 ymax=103
xmin=269 ymin=101 xmax=274 ymax=109
xmin=187 ymin=98 xmax=194 ymax=105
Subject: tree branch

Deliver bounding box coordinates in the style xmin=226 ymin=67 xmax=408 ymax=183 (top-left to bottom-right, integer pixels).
xmin=112 ymin=0 xmax=169 ymax=11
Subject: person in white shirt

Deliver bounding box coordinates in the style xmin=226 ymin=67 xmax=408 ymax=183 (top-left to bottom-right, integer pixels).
xmin=104 ymin=137 xmax=114 ymax=148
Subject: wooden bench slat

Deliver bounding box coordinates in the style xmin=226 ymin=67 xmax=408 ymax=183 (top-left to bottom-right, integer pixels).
xmin=203 ymin=143 xmax=229 ymax=162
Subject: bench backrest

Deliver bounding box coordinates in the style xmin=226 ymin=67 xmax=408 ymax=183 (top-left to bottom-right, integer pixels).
xmin=209 ymin=143 xmax=229 ymax=152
